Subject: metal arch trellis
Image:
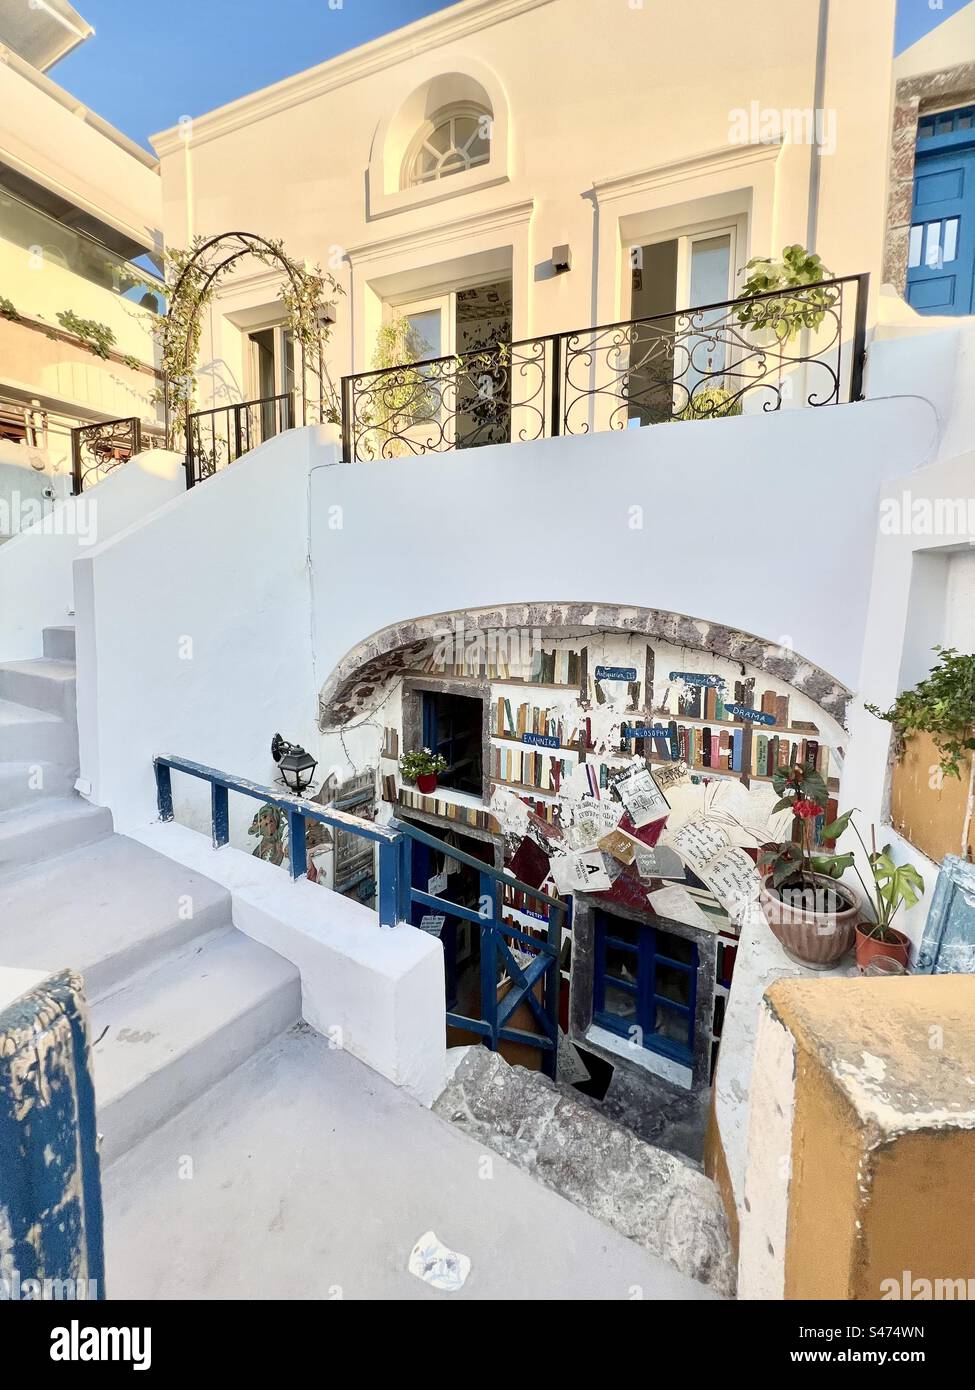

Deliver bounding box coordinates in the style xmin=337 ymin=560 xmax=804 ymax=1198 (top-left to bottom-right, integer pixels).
xmin=161 ymin=231 xmax=340 ymax=448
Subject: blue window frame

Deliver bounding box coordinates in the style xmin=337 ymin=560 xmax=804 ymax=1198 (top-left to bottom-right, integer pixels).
xmin=421 ymin=690 xmax=483 ymax=794
xmin=907 ymin=105 xmax=975 ymax=315
xmin=592 ymin=910 xmax=697 ymax=1066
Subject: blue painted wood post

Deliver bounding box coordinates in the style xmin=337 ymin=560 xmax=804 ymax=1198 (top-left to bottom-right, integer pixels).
xmin=155 ymin=760 xmax=173 ymax=821
xmin=211 ymin=782 xmax=229 ymax=848
xmin=0 ymin=971 xmax=105 ymax=1299
xmin=287 ymin=808 xmax=307 ymax=880
xmin=479 ymin=870 xmax=499 ymax=1050
xmin=378 ymin=832 xmax=405 ymax=928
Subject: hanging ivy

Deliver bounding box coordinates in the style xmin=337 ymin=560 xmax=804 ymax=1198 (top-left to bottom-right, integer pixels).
xmin=153 ymin=233 xmax=344 ymax=447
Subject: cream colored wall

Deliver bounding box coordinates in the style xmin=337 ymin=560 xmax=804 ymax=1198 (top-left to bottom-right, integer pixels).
xmin=0 ymin=239 xmax=159 ymax=362
xmin=0 ymin=58 xmax=161 ymax=250
xmin=153 ymin=0 xmax=897 ymax=408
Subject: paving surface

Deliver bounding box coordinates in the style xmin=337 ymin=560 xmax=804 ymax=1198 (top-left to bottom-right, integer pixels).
xmin=103 ymin=1026 xmax=719 ymax=1301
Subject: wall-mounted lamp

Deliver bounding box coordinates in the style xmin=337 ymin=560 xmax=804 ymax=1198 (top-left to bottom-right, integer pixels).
xmin=271 ymin=733 xmax=318 ymax=795
xmin=552 ymin=244 xmax=572 ymax=274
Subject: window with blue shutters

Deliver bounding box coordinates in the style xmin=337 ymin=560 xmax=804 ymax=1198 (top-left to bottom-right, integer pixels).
xmin=907 ymin=104 xmax=975 ymax=315
xmin=592 ymin=910 xmax=698 ymax=1065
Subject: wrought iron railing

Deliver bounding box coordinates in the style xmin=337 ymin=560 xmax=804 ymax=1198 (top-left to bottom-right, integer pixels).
xmin=341 ymin=274 xmax=868 ymax=461
xmin=185 ymin=391 xmax=296 ymax=487
xmin=71 ymin=416 xmax=143 ymax=493
xmin=154 ymin=754 xmax=564 ymax=1076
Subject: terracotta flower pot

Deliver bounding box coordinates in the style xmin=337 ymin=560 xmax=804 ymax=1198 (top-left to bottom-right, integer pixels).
xmin=855 ymin=922 xmax=910 ymax=973
xmin=416 ymin=773 xmax=438 ymax=794
xmin=759 ymin=873 xmax=859 ymax=970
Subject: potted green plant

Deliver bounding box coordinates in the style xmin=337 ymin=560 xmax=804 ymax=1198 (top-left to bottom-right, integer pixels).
xmin=846 ymin=825 xmax=924 ymax=972
xmin=400 ymin=747 xmax=447 ymax=795
xmin=676 ymin=386 xmax=743 ymax=421
xmin=867 ymin=646 xmax=975 ymax=859
xmin=735 ymin=244 xmax=839 ymax=342
xmin=759 ymin=765 xmax=860 ymax=968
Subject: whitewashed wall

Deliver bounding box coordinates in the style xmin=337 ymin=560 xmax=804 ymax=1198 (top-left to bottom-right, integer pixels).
xmin=0 ymin=449 xmax=184 ymax=662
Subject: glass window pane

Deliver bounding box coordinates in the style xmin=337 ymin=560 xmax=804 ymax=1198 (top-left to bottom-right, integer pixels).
xmin=654 ymin=927 xmax=695 ymax=964
xmin=603 ymin=983 xmax=638 ymax=1021
xmin=655 ymin=962 xmax=692 ymax=1006
xmin=654 ymin=1003 xmax=691 ymax=1046
xmin=407 ymin=309 xmax=442 ymax=360
xmin=601 ymin=915 xmax=639 ymax=947
xmin=689 ymin=234 xmax=732 ymax=309
xmin=427 ymin=121 xmax=452 ymax=154
xmin=944 ymin=217 xmax=959 ymax=263
xmin=925 ymin=221 xmax=942 ymax=268
xmin=604 ymin=943 xmax=638 ymax=984
xmin=908 ymin=224 xmax=924 ymax=268
xmin=454 ymin=115 xmax=479 ymax=149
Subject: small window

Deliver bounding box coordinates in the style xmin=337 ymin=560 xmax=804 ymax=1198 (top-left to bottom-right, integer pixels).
xmin=593 ymin=912 xmax=699 ymax=1065
xmin=421 ymin=690 xmax=483 ymax=795
xmin=403 ymin=104 xmax=491 ymax=189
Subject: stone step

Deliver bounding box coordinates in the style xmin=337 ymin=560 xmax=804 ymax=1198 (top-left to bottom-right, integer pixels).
xmin=92 ymin=928 xmax=301 ymax=1165
xmin=0 ymin=658 xmax=76 ymax=719
xmin=0 ymin=697 xmax=78 ymax=767
xmin=0 ymin=833 xmax=232 ymax=1001
xmin=0 ymin=796 xmax=112 ymax=876
xmin=43 ymin=626 xmax=76 ymax=661
xmin=0 ymin=760 xmax=78 ymax=812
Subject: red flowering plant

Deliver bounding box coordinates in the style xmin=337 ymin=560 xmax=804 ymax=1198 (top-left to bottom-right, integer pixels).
xmin=759 ymin=764 xmax=855 ymax=896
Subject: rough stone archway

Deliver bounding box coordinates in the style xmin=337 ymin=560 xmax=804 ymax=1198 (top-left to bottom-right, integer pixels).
xmin=317 ymin=602 xmax=852 ymax=730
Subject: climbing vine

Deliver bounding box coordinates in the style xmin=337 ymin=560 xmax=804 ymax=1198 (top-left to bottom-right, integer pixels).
xmin=153 ymin=233 xmax=344 ymax=446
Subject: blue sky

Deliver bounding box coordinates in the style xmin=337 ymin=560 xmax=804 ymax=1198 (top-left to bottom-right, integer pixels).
xmin=53 ymin=0 xmax=457 ymax=149
xmin=895 ymin=0 xmax=970 ymax=51
xmin=50 ymin=0 xmax=969 ymax=150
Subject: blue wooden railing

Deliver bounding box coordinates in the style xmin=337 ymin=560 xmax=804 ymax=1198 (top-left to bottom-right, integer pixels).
xmin=154 ymin=755 xmax=564 ymax=1075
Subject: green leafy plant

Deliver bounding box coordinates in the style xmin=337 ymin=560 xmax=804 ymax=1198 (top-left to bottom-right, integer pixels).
xmin=676 ymin=386 xmax=743 ymax=421
xmin=0 ymin=294 xmax=20 ymax=322
xmin=847 ymin=824 xmax=925 ymax=943
xmin=760 ymin=764 xmax=855 ymax=892
xmin=362 ymin=315 xmax=441 ymax=457
xmin=54 ymin=309 xmax=117 ymax=359
xmin=155 ymin=234 xmax=343 ymax=447
xmin=400 ymin=748 xmax=448 ymax=781
xmin=867 ymin=646 xmax=975 ymax=780
xmin=736 ymin=244 xmax=838 ymax=341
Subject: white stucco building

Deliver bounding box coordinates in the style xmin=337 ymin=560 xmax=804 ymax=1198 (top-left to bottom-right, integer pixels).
xmin=2 ymin=0 xmax=975 ymax=1302
xmin=0 ymin=1 xmax=162 ymax=516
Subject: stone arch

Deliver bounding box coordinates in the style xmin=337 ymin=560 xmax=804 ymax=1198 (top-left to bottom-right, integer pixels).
xmin=317 ymin=602 xmax=852 ymax=730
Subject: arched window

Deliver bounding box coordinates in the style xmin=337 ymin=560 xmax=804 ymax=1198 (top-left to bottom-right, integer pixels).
xmin=403 ymin=104 xmax=491 ymax=189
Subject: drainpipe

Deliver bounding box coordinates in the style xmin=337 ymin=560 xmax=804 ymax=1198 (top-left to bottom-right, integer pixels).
xmin=806 ymin=0 xmax=830 ymax=253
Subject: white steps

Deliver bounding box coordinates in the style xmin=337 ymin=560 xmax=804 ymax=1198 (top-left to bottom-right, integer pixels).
xmin=43 ymin=626 xmax=76 ymax=661
xmin=0 ymin=795 xmax=112 ymax=874
xmin=0 ymin=760 xmax=77 ymax=812
xmin=0 ymin=621 xmax=302 ymax=1167
xmin=93 ymin=929 xmax=300 ymax=1166
xmin=0 ymin=696 xmax=78 ymax=766
xmin=0 ymin=658 xmax=77 ymax=719
xmin=0 ymin=833 xmax=230 ymax=1000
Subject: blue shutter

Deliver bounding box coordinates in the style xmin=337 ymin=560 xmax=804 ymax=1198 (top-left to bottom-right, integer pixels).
xmin=907 ymin=107 xmax=975 ymax=315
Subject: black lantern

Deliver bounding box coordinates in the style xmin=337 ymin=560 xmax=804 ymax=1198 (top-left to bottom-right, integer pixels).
xmin=271 ymin=733 xmax=318 ymax=795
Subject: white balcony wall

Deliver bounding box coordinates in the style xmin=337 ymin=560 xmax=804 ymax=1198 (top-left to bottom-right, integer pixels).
xmin=0 ymin=448 xmax=185 ymax=661
xmin=72 ymin=396 xmax=932 ymax=839
xmin=0 ymin=236 xmax=160 ymax=364
xmin=0 ymin=58 xmax=161 ymax=253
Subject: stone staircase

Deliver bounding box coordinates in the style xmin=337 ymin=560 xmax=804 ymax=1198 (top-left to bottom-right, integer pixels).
xmin=0 ymin=625 xmax=301 ymax=1166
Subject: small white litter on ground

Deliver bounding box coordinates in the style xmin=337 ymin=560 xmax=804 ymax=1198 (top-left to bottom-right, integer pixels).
xmin=408 ymin=1230 xmax=471 ymax=1291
